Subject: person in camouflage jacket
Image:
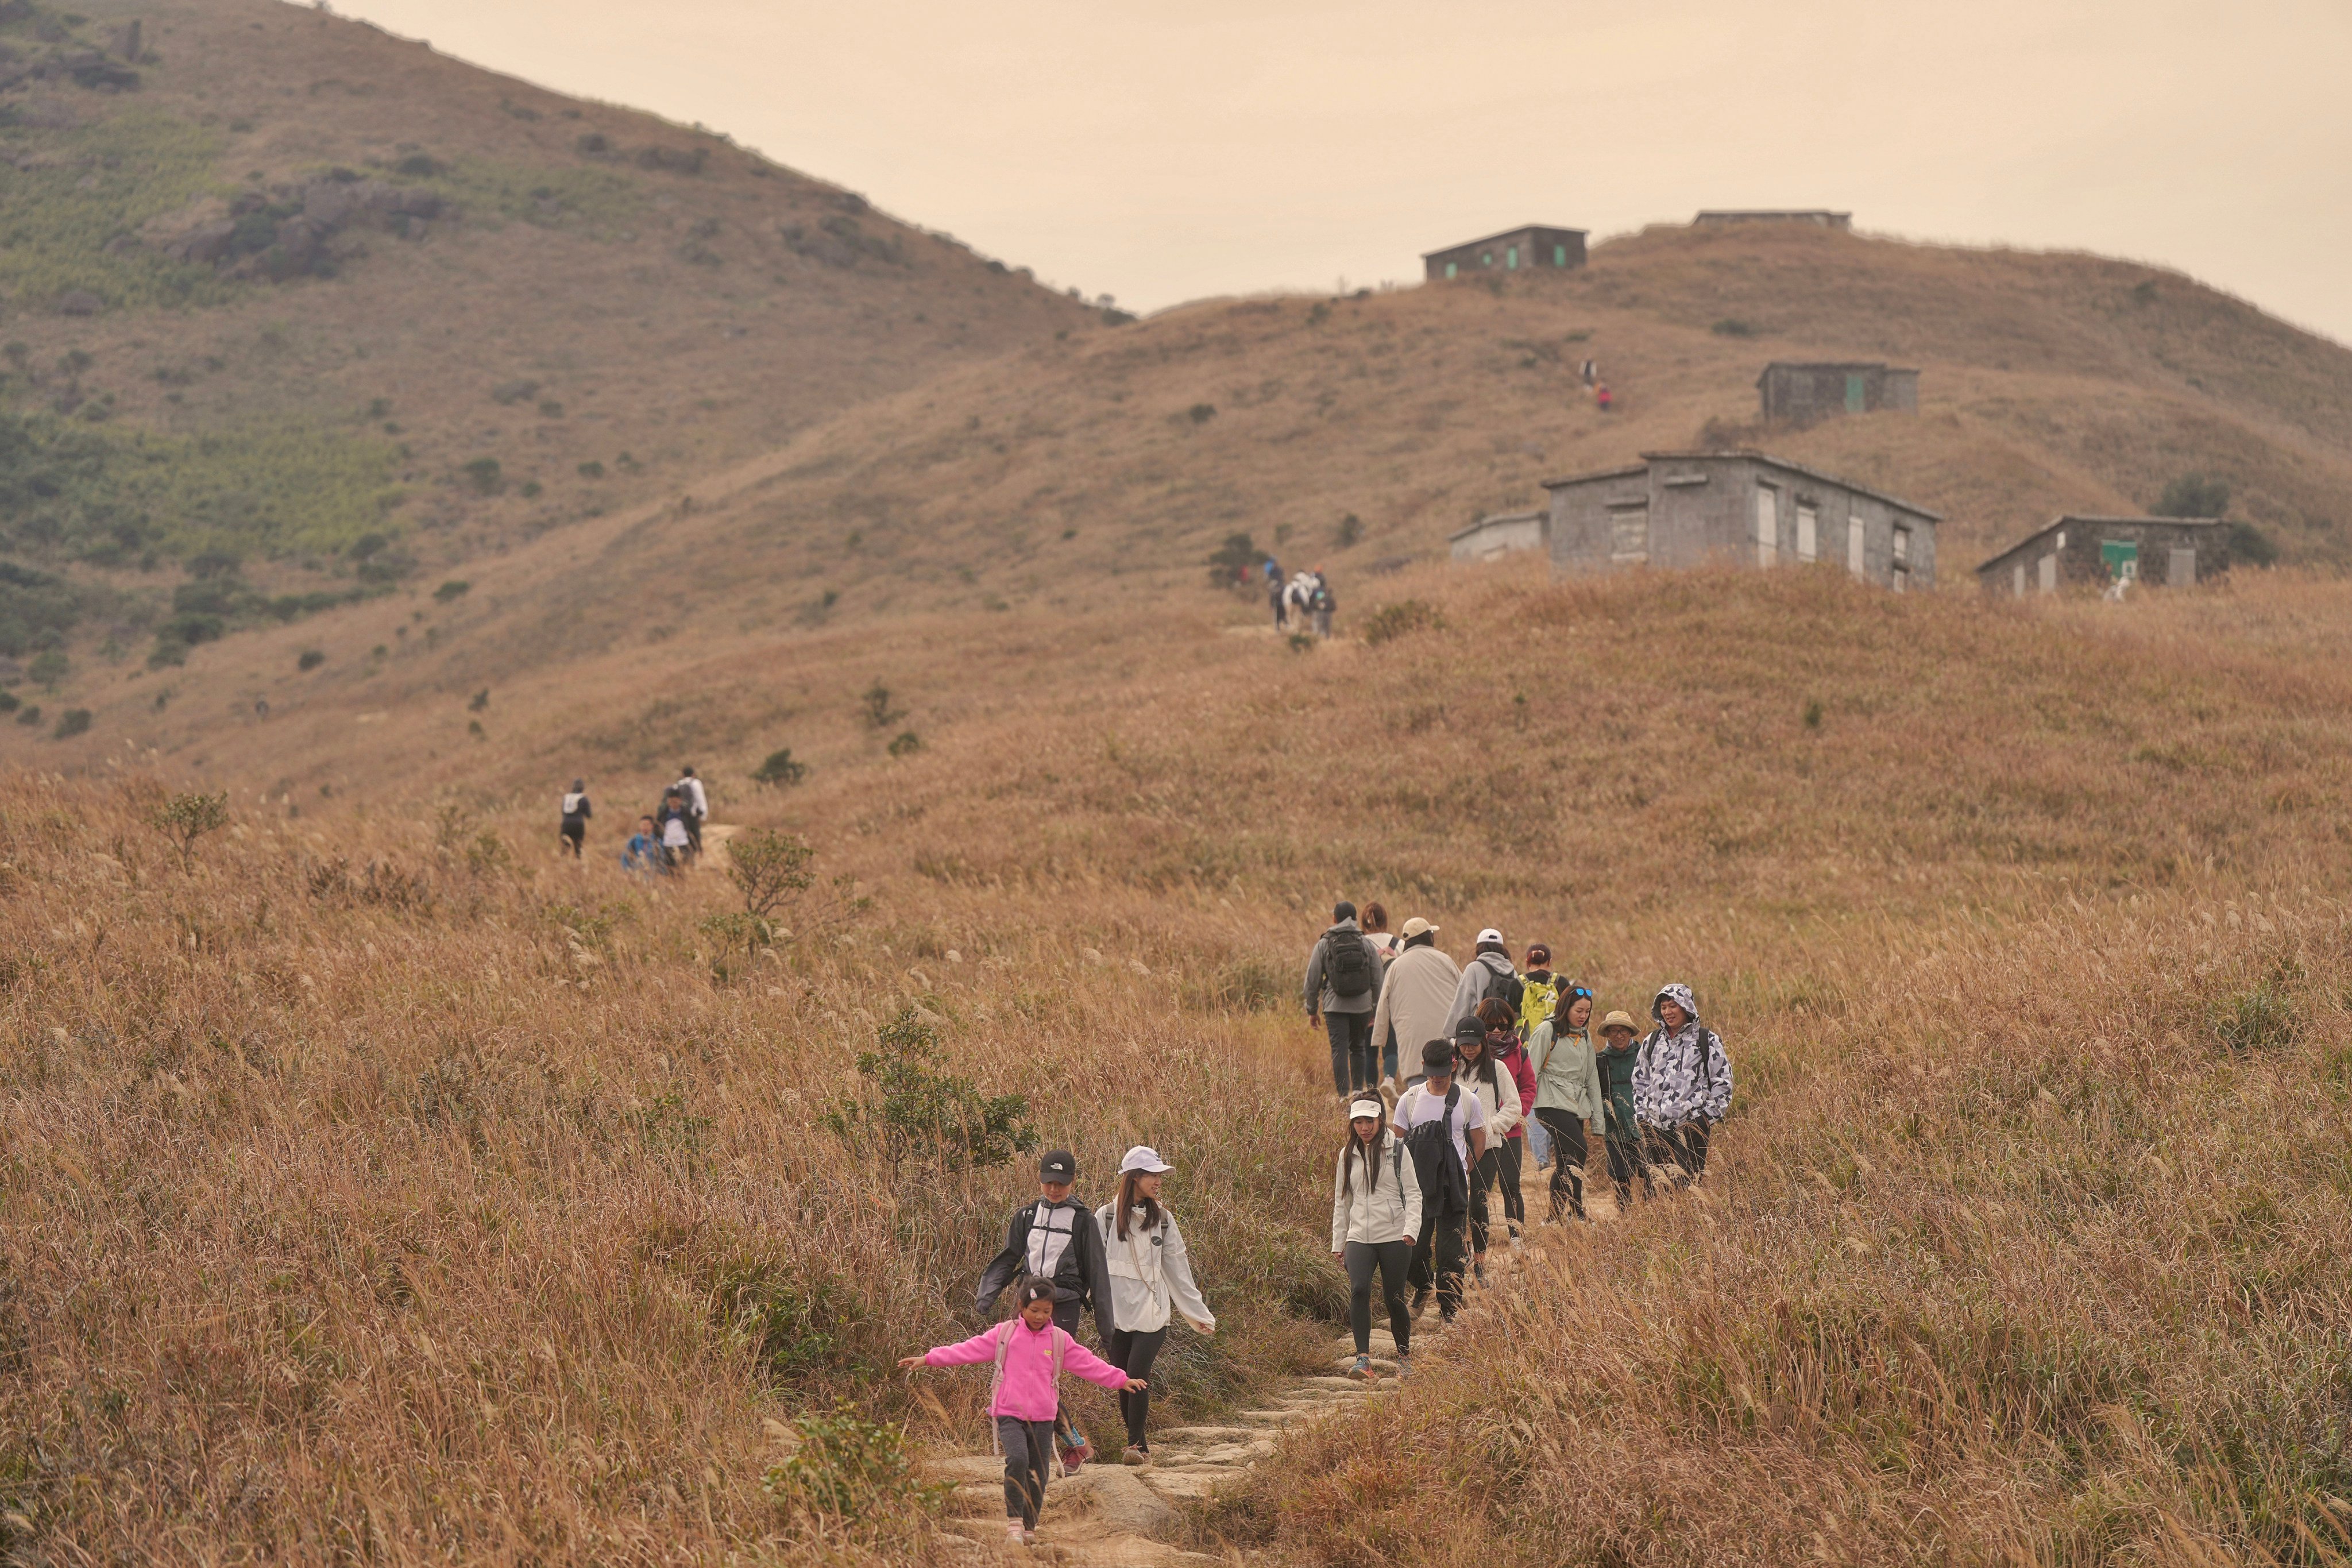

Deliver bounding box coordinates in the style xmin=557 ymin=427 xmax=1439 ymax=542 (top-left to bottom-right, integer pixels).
xmin=1631 ymin=983 xmax=1732 ymax=1182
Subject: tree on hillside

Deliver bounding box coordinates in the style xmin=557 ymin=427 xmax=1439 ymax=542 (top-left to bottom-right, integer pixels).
xmin=148 ymin=791 xmax=229 ymax=871
xmin=2153 ymin=473 xmax=2231 ymax=519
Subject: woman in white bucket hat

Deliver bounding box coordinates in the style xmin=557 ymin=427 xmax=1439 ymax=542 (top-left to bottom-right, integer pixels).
xmin=1094 ymin=1145 xmax=1215 ymax=1466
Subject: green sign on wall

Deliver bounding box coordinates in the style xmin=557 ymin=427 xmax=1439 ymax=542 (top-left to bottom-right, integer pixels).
xmin=2101 ymin=539 xmax=2140 ymax=580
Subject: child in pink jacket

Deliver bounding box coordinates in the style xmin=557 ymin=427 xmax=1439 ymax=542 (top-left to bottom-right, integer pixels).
xmin=901 ymin=1278 xmax=1144 ymax=1546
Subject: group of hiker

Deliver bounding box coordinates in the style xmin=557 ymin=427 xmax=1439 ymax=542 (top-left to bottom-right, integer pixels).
xmin=1266 ymin=559 xmax=1336 ymax=637
xmin=554 ymin=768 xmax=709 ymax=874
xmin=899 ymin=902 xmax=1732 ymax=1547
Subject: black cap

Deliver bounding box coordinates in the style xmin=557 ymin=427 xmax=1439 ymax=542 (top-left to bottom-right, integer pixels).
xmin=1039 ymin=1150 xmax=1077 ymax=1181
xmin=1454 ymin=1015 xmax=1485 ymax=1042
xmin=1333 ymin=900 xmax=1356 ymax=922
xmin=1420 ymin=1039 xmax=1455 ymax=1072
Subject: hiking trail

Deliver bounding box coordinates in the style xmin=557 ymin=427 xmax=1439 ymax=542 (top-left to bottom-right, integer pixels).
xmin=922 ymin=1164 xmax=1629 ymax=1564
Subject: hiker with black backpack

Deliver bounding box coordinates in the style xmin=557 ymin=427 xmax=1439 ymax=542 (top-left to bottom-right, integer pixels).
xmin=1331 ymin=1095 xmax=1420 ymax=1382
xmin=1446 ymin=927 xmax=1523 ymax=1038
xmin=1303 ymin=901 xmax=1387 ymax=1098
xmin=1392 ymin=1039 xmax=1486 ymax=1326
xmin=976 ymin=1151 xmax=1118 ymax=1476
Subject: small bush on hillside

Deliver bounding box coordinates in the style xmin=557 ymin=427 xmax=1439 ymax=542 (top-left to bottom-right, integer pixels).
xmin=1187 ymin=402 xmax=1217 ymax=425
xmin=14 ymin=704 xmax=38 ymax=726
xmin=28 ymin=649 xmax=67 ymax=689
xmin=146 ymin=790 xmax=228 ymax=870
xmin=762 ymin=1404 xmax=945 ymax=1531
xmin=2155 ymin=473 xmax=2231 ymax=519
xmin=461 ymin=458 xmax=503 ymax=495
xmin=717 ymin=1261 xmax=855 ymax=1381
xmin=1287 ymin=632 xmax=1316 ymax=654
xmin=0 ymin=692 xmax=17 ymax=714
xmin=860 ymin=681 xmax=904 ymax=729
xmin=434 ymin=580 xmax=470 ymax=603
xmin=1334 ymin=512 xmax=1362 ymax=549
xmin=822 ymin=1011 xmax=1038 ymax=1172
xmin=1711 ymin=318 xmax=1761 ymax=337
xmin=725 ymin=828 xmax=816 ymax=918
xmin=886 ymin=730 xmax=922 ymax=757
xmin=296 ymin=648 xmax=325 ymax=670
xmin=2214 ymin=974 xmax=2296 ymax=1054
xmin=1360 ymin=599 xmax=1446 ymax=646
xmin=51 ymin=708 xmax=90 ymax=739
xmin=576 ymin=460 xmax=605 ymax=480
xmin=2229 ymin=520 xmax=2278 ymax=567
xmin=751 ymin=747 xmax=809 ymax=788
xmin=1206 ymin=530 xmax=1260 ymax=588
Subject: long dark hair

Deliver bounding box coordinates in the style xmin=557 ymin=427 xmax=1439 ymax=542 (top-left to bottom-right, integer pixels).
xmin=1339 ymin=1116 xmax=1388 ymax=1200
xmin=1458 ymin=1015 xmax=1502 ymax=1088
xmin=1114 ymin=1169 xmax=1163 ymax=1241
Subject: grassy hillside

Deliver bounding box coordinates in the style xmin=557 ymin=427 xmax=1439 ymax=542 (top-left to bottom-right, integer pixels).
xmin=6 ymin=567 xmax=2352 ymax=1562
xmin=0 ymin=0 xmax=1100 ymax=667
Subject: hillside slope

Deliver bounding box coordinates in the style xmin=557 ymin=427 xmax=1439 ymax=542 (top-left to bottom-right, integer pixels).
xmin=0 ymin=0 xmax=1100 ymax=673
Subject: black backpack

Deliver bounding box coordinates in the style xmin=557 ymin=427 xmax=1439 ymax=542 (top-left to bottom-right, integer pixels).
xmin=1401 ymin=1086 xmax=1469 ymax=1214
xmin=1323 ymin=926 xmax=1376 ymax=1000
xmin=1477 ymin=960 xmax=1524 ymax=1019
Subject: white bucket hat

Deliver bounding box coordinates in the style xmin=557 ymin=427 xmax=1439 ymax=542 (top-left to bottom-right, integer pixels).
xmin=1119 ymin=1145 xmax=1174 ymax=1175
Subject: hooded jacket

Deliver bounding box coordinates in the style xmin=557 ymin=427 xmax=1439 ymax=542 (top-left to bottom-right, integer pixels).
xmin=1529 ymin=1018 xmax=1604 ymax=1125
xmin=1301 ymin=917 xmax=1385 ymax=1016
xmin=1094 ymin=1202 xmax=1215 ymax=1335
xmin=1371 ymin=941 xmax=1461 ymax=1075
xmin=1632 ymin=983 xmax=1733 ymax=1125
xmin=976 ymin=1196 xmax=1117 ymax=1339
xmin=922 ymin=1319 xmax=1130 ymax=1423
xmin=1446 ymin=949 xmax=1522 ymax=1037
xmin=1330 ymin=1131 xmax=1424 ymax=1250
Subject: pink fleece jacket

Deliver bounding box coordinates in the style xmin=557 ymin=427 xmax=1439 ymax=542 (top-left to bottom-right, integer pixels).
xmin=923 ymin=1320 xmax=1129 ymax=1422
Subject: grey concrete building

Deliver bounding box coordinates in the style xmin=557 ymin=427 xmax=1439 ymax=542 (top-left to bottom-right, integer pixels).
xmin=1975 ymin=516 xmax=2230 ymax=596
xmin=1542 ymin=451 xmax=1940 ymax=590
xmin=1450 ymin=509 xmax=1547 ymax=564
xmin=1758 ymin=361 xmax=1919 ymax=424
xmin=1424 ymin=225 xmax=1587 ymax=282
xmin=1694 ymin=210 xmax=1853 ymax=230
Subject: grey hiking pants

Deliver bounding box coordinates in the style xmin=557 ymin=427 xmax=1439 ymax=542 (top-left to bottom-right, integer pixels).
xmin=996 ymin=1417 xmax=1054 ymax=1525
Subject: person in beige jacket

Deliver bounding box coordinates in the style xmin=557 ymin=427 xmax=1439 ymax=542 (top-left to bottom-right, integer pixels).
xmin=1370 ymin=917 xmax=1461 ymax=1093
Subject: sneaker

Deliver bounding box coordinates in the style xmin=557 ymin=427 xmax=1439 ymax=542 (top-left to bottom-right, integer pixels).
xmin=1349 ymin=1354 xmax=1374 ymax=1382
xmin=1024 ymin=1529 xmax=1040 ymax=1546
xmin=1122 ymin=1445 xmax=1149 ymax=1467
xmin=1006 ymin=1522 xmax=1028 ymax=1548
xmin=1409 ymin=1287 xmax=1431 ymax=1319
xmin=1393 ymin=1351 xmax=1412 ymax=1380
xmin=1060 ymin=1440 xmax=1092 ymax=1477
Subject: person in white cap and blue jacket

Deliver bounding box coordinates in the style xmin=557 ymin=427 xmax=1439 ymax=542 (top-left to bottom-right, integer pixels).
xmin=1632 ymin=983 xmax=1733 ymax=1182
xmin=1094 ymin=1146 xmax=1215 ymax=1466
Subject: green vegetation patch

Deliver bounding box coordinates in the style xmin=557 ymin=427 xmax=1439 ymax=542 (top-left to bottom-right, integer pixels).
xmin=0 ymin=408 xmax=403 ymax=563
xmin=0 ymin=109 xmax=233 ymax=311
xmin=420 ymin=157 xmax=644 ymax=235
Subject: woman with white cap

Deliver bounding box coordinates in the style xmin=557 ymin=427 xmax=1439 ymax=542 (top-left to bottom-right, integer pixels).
xmin=1094 ymin=1146 xmax=1215 ymax=1466
xmin=1331 ymin=1095 xmax=1420 ymax=1381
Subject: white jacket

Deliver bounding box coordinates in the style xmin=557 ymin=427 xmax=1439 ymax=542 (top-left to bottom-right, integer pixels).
xmin=1460 ymin=1060 xmax=1523 ymax=1140
xmin=1094 ymin=1204 xmax=1215 ymax=1335
xmin=1330 ymin=1136 xmax=1423 ymax=1250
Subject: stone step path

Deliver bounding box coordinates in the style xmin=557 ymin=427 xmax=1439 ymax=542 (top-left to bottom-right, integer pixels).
xmin=926 ymin=1157 xmax=1646 ymax=1563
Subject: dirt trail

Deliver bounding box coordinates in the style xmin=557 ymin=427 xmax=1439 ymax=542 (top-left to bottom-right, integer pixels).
xmin=926 ymin=1160 xmax=1631 ymax=1563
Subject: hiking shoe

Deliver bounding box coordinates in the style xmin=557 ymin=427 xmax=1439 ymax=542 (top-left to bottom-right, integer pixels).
xmin=1024 ymin=1528 xmax=1040 ymax=1546
xmin=1393 ymin=1351 xmax=1412 ymax=1380
xmin=1006 ymin=1521 xmax=1028 ymax=1547
xmin=1349 ymin=1354 xmax=1374 ymax=1382
xmin=1060 ymin=1441 xmax=1091 ymax=1477
xmin=1409 ymin=1287 xmax=1431 ymax=1319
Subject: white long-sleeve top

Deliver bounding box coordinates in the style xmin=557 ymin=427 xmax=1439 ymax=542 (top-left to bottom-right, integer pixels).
xmin=1330 ymin=1136 xmax=1423 ymax=1250
xmin=1094 ymin=1203 xmax=1215 ymax=1335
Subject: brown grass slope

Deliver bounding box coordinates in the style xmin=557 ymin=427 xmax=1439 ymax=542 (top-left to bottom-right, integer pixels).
xmin=7 ymin=569 xmax=2352 ymax=1562
xmin=0 ymin=0 xmax=1099 ymax=603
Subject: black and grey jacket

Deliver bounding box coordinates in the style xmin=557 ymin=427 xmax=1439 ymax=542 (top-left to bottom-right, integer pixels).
xmin=1631 ymin=983 xmax=1733 ymax=1126
xmin=976 ymin=1196 xmax=1116 ymax=1338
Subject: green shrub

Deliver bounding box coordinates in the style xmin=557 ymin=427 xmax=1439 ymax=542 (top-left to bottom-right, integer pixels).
xmin=0 ymin=562 xmax=83 ymax=656
xmin=761 ymin=1404 xmax=945 ymax=1530
xmin=14 ymin=704 xmax=40 ymax=726
xmin=0 ymin=109 xmax=231 ymax=312
xmin=26 ymin=649 xmax=66 ymax=689
xmin=751 ymin=747 xmax=809 ymax=787
xmin=1334 ymin=512 xmax=1362 ymax=549
xmin=461 ymin=458 xmax=502 ymax=495
xmin=2214 ymin=979 xmax=2295 ymax=1053
xmin=2229 ymin=521 xmax=2277 ymax=566
xmin=1360 ymin=598 xmax=1446 ymax=646
xmin=886 ymin=729 xmax=922 ymax=757
xmin=1187 ymin=402 xmax=1217 ymax=424
xmin=50 ymin=707 xmax=90 ymax=739
xmin=861 ymin=681 xmax=903 ymax=729
xmin=822 ymin=1013 xmax=1037 ymax=1171
xmin=297 ymin=649 xmax=325 ymax=671
xmin=1710 ymin=318 xmax=1760 ymax=337
xmin=0 ymin=691 xmax=16 ymax=713
xmin=434 ymin=580 xmax=470 ymax=603
xmin=576 ymin=460 xmax=605 ymax=480
xmin=146 ymin=790 xmax=228 ymax=870
xmin=1206 ymin=530 xmax=1260 ymax=588
xmin=2154 ymin=473 xmax=2231 ymax=519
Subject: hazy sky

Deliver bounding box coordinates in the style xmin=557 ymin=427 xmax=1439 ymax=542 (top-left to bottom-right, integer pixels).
xmin=323 ymin=0 xmax=2352 ymax=343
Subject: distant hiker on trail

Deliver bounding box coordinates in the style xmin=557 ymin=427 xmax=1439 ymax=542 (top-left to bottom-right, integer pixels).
xmin=558 ymin=779 xmax=591 ymax=858
xmin=1481 ymin=997 xmax=1538 ymax=1242
xmin=1529 ymin=984 xmax=1602 ymax=1222
xmin=1285 ymin=571 xmax=1317 ymax=627
xmin=900 ymin=1277 xmax=1145 ymax=1550
xmin=1304 ymin=901 xmax=1388 ymax=1098
xmin=1372 ymin=917 xmax=1459 ymax=1093
xmin=1332 ymin=1095 xmax=1420 ymax=1382
xmin=1633 ymin=984 xmax=1733 ymax=1185
xmin=1446 ymin=928 xmax=1523 ymax=1039
xmin=674 ymin=767 xmax=708 ymax=855
xmin=1269 ymin=569 xmax=1289 ymax=629
xmin=1093 ymin=1147 xmax=1215 ymax=1467
xmin=619 ymin=814 xmax=665 ymax=878
xmin=1516 ymin=944 xmax=1561 ymax=1167
xmin=1581 ymin=358 xmax=1597 ymax=387
xmin=657 ymin=791 xmax=694 ymax=869
xmin=978 ymin=1150 xmax=1117 ymax=1474
xmin=1453 ymin=1013 xmax=1521 ymax=1281
xmin=1393 ymin=1039 xmax=1485 ymax=1324
xmin=1594 ymin=1010 xmax=1651 ymax=1206
xmin=1309 ymin=571 xmax=1335 ymax=638
xmin=1596 ymin=383 xmax=1614 ymax=414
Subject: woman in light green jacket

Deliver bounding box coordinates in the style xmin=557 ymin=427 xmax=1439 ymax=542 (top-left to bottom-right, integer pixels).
xmin=1528 ymin=984 xmax=1603 ymax=1222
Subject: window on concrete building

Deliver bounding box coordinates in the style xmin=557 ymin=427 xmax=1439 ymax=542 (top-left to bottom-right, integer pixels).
xmin=1892 ymin=526 xmax=1912 ymax=591
xmin=1795 ymin=503 xmax=1818 ymax=562
xmin=1483 ymin=252 xmax=1494 ymax=267
xmin=1609 ymin=505 xmax=1649 ymax=564
xmin=1845 ymin=372 xmax=1867 ymax=413
xmin=1755 ymin=486 xmax=1779 ymax=567
xmin=1847 ymin=514 xmax=1867 ymax=577
xmin=1553 ymin=244 xmax=1566 ymax=266
xmin=1445 ymin=261 xmax=1457 ymax=279
xmin=1506 ymin=246 xmax=1518 ymax=269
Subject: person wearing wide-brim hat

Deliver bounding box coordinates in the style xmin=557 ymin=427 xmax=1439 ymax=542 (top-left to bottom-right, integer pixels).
xmin=1094 ymin=1146 xmax=1215 ymax=1466
xmin=1371 ymin=916 xmax=1460 ymax=1094
xmin=1593 ymin=1010 xmax=1651 ymax=1204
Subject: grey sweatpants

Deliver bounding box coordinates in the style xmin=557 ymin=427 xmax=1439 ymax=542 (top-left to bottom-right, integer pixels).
xmin=996 ymin=1417 xmax=1054 ymax=1526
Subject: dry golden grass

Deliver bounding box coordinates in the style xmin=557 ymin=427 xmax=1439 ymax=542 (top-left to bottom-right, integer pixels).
xmin=11 ymin=565 xmax=2352 ymax=1561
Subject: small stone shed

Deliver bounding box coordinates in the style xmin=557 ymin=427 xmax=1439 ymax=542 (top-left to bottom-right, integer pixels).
xmin=1975 ymin=516 xmax=2230 ymax=596
xmin=1424 ymin=226 xmax=1586 ymax=282
xmin=1758 ymin=362 xmax=1918 ymax=424
xmin=1450 ymin=509 xmax=1547 ymax=564
xmin=1694 ymin=210 xmax=1852 ymax=230
xmin=1543 ymin=451 xmax=1939 ymax=590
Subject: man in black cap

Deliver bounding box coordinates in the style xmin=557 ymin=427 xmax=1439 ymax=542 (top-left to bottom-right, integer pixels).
xmin=977 ymin=1149 xmax=1115 ymax=1471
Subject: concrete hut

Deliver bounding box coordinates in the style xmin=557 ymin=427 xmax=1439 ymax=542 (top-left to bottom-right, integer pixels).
xmin=1450 ymin=509 xmax=1547 ymax=564
xmin=1975 ymin=516 xmax=2230 ymax=596
xmin=1542 ymin=451 xmax=1940 ymax=590
xmin=1423 ymin=225 xmax=1586 ymax=282
xmin=1758 ymin=361 xmax=1918 ymax=424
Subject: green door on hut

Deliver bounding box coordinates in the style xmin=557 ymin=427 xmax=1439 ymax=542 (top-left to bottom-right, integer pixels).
xmin=2101 ymin=539 xmax=2139 ymax=581
xmin=1844 ymin=373 xmax=1867 ymax=413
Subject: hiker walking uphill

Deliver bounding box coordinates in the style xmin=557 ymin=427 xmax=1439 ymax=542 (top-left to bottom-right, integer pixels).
xmin=1481 ymin=997 xmax=1539 ymax=1241
xmin=1529 ymin=985 xmax=1604 ymax=1222
xmin=1092 ymin=1147 xmax=1216 ymax=1467
xmin=1447 ymin=928 xmax=1523 ymax=1038
xmin=1393 ymin=1040 xmax=1486 ymax=1325
xmin=557 ymin=780 xmax=591 ymax=858
xmin=901 ymin=1278 xmax=1145 ymax=1549
xmin=1331 ymin=1095 xmax=1421 ymax=1382
xmin=978 ymin=1151 xmax=1117 ymax=1473
xmin=1304 ymin=902 xmax=1387 ymax=1097
xmin=673 ymin=766 xmax=708 ymax=856
xmin=1634 ymin=984 xmax=1734 ymax=1184
xmin=1594 ymin=1010 xmax=1651 ymax=1204
xmin=1453 ymin=1011 xmax=1523 ymax=1280
xmin=1371 ymin=918 xmax=1459 ymax=1093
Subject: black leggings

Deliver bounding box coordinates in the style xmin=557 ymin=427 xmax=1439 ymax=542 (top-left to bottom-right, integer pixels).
xmin=1535 ymin=1109 xmax=1588 ymax=1220
xmin=1646 ymin=1121 xmax=1714 ymax=1181
xmin=1605 ymin=1134 xmax=1651 ymax=1202
xmin=1497 ymin=1137 xmax=1526 ymax=1230
xmin=996 ymin=1417 xmax=1054 ymax=1525
xmin=559 ymin=821 xmax=584 ymax=856
xmin=1343 ymin=1239 xmax=1412 ymax=1357
xmin=1468 ymin=1147 xmax=1502 ymax=1253
xmin=1104 ymin=1326 xmax=1166 ymax=1449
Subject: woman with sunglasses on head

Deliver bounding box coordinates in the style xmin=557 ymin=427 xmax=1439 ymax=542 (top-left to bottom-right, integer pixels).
xmin=1528 ymin=983 xmax=1604 ymax=1221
